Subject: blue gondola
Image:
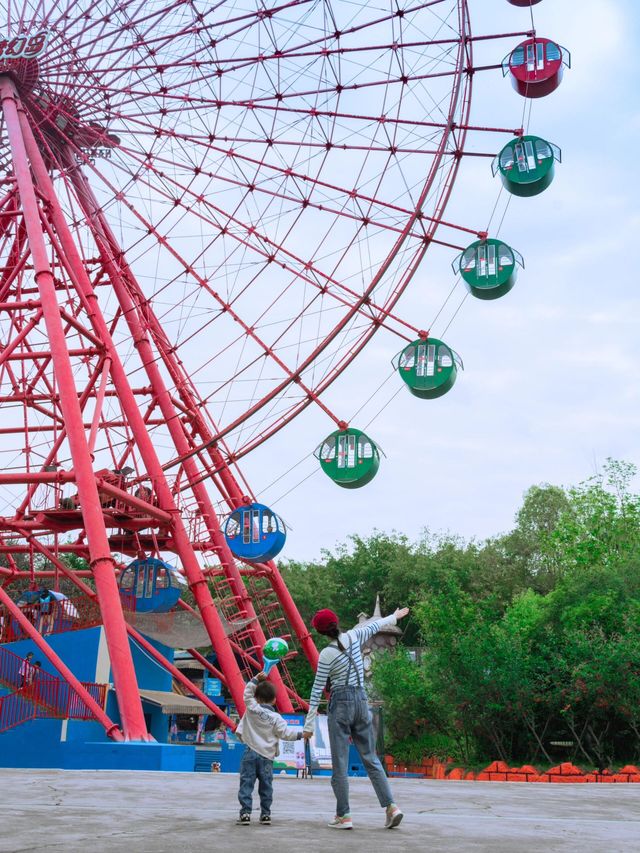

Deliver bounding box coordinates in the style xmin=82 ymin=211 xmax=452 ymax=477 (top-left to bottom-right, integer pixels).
xmin=224 ymin=503 xmax=286 ymax=563
xmin=118 ymin=557 xmax=183 ymax=613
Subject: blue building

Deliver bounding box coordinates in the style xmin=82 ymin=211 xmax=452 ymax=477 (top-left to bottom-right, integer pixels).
xmin=0 ymin=583 xmax=366 ymax=775
xmin=0 ymin=569 xmax=237 ymax=772
xmin=0 ymin=624 xmax=199 ymax=770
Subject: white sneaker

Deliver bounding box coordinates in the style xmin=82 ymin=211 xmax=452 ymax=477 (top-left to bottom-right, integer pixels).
xmin=385 ymin=804 xmax=403 ymax=829
xmin=327 ymin=815 xmax=353 ymax=829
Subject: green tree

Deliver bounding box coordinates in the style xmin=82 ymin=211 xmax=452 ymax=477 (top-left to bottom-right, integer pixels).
xmin=283 ymin=461 xmax=640 ymax=767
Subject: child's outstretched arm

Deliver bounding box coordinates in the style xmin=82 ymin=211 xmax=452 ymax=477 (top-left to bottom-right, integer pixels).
xmin=272 ymin=714 xmax=304 ymax=742
xmin=243 ymin=675 xmax=261 ymax=712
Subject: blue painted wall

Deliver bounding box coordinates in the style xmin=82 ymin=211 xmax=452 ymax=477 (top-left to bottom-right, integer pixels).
xmin=128 ymin=635 xmax=174 ymax=691
xmin=5 ymin=628 xmax=174 ymax=690
xmin=0 ymin=716 xmax=194 ymax=770
xmin=141 ymin=699 xmax=170 ymax=742
xmin=5 ymin=629 xmax=101 ymax=682
xmin=1 ymin=626 xmax=188 ymax=770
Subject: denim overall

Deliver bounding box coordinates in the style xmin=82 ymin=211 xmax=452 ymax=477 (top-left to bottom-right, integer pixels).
xmin=327 ymin=638 xmax=394 ymax=817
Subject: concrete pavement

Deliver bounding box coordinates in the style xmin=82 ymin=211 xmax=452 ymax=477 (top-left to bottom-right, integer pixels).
xmin=1 ymin=769 xmax=639 ymax=852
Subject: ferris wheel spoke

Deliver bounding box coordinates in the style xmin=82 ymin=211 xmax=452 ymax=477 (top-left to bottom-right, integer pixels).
xmin=181 ymin=100 xmax=522 ymax=137
xmin=177 ymin=243 xmax=434 ymax=456
xmin=213 ymin=35 xmax=460 ymax=76
xmin=72 ymin=181 xmax=456 ymax=460
xmin=59 ymin=156 xmax=359 ymax=436
xmin=101 ymin=63 xmax=461 ymax=114
xmin=107 ymin=117 xmax=450 ymax=225
xmin=75 ymin=135 xmax=429 ymax=303
xmin=96 ymin=114 xmax=458 ymax=246
xmin=48 ymin=0 xmax=191 ymax=61
xmin=60 ymin=0 xmax=314 ymax=77
xmin=49 ymin=5 xmax=464 ymax=118
xmin=0 ymin=0 xmax=493 ymax=486
xmin=114 ymin=144 xmax=444 ymax=251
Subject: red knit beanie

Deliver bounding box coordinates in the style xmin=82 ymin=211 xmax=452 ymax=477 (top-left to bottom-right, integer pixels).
xmin=311 ymin=608 xmax=339 ymax=634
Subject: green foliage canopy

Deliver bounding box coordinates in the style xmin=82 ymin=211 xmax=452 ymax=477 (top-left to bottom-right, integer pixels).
xmin=284 ymin=460 xmax=640 ymax=767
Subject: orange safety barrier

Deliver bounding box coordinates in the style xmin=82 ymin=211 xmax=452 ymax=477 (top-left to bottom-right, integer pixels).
xmin=383 ymin=755 xmax=640 ymax=784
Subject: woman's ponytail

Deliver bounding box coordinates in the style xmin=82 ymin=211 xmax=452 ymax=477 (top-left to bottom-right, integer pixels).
xmin=325 ymin=623 xmax=345 ymax=651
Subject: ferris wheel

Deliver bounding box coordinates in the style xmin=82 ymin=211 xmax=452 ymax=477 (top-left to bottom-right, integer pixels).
xmin=0 ymin=0 xmax=567 ymax=742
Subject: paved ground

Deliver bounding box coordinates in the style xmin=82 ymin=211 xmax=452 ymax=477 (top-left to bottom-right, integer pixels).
xmin=1 ymin=769 xmax=639 ymax=853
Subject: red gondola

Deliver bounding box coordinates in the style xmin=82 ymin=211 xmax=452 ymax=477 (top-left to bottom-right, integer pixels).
xmin=504 ymin=37 xmax=570 ymax=99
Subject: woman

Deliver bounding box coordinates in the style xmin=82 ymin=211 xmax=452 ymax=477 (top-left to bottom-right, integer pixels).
xmin=303 ymin=605 xmax=409 ymax=830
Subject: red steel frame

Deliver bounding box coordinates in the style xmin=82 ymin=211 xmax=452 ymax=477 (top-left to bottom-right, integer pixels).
xmin=0 ymin=76 xmax=149 ymax=741
xmin=0 ymin=69 xmax=304 ymax=734
xmin=0 ymin=0 xmax=535 ymax=741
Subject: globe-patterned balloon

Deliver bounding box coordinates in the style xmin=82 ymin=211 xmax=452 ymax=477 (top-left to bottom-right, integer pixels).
xmin=263 ymin=637 xmax=289 ymax=661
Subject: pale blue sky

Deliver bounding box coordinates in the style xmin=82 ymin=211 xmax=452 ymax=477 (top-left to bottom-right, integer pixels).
xmin=240 ymin=0 xmax=640 ymax=561
xmin=1 ymin=1 xmax=635 ymax=570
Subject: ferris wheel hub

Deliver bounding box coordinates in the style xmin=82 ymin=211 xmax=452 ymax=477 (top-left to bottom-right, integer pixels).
xmin=0 ymin=28 xmax=118 ymax=161
xmin=0 ymin=57 xmax=39 ymax=91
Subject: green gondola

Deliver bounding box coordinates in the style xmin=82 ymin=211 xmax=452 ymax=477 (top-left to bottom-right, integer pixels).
xmin=393 ymin=337 xmax=462 ymax=398
xmin=492 ymin=135 xmax=561 ymax=197
xmin=314 ymin=427 xmax=381 ymax=488
xmin=453 ymin=239 xmax=524 ymax=300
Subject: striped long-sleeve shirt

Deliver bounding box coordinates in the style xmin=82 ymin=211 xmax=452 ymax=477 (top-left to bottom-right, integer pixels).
xmin=303 ymin=614 xmax=398 ymax=733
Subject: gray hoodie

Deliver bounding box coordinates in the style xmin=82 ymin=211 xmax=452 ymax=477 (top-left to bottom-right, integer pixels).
xmin=236 ymin=677 xmax=302 ymax=760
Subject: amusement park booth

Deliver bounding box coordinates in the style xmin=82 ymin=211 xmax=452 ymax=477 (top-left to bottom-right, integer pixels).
xmin=0 ymin=558 xmax=367 ymax=775
xmin=0 ymin=559 xmax=206 ymax=771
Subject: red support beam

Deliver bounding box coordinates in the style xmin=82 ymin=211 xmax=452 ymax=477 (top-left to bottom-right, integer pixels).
xmin=66 ymin=158 xmax=292 ymax=712
xmin=0 ymin=75 xmax=150 ymax=742
xmin=124 ymin=625 xmax=237 ymax=730
xmin=17 ymin=113 xmax=250 ymax=716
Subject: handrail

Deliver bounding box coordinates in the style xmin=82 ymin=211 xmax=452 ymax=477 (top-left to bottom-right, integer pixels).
xmin=0 ymin=596 xmax=105 ymax=643
xmin=0 ymin=645 xmax=107 ymax=721
xmin=0 ymin=691 xmax=36 ymax=733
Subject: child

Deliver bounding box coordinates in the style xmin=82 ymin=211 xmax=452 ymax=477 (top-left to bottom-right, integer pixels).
xmin=18 ymin=651 xmax=34 ymax=689
xmin=235 ymin=672 xmax=303 ymax=825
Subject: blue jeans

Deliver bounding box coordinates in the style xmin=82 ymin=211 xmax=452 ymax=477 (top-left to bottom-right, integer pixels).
xmin=328 ymin=686 xmax=394 ymax=817
xmin=238 ymin=747 xmax=273 ymax=816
